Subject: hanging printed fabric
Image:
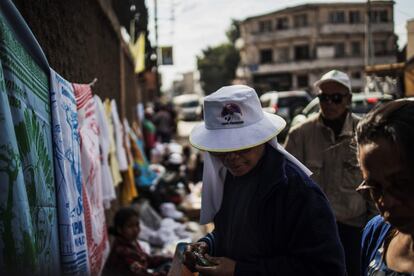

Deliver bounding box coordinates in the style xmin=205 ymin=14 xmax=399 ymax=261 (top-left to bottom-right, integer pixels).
xmin=111 ymin=99 xmax=128 ymax=171
xmin=120 ymin=166 xmax=138 ymax=206
xmin=119 ymin=119 xmax=138 ymax=206
xmin=73 ymin=84 xmax=109 ymax=276
xmin=0 ymin=10 xmax=60 ymax=275
xmin=93 ymin=95 xmax=116 ymax=209
xmin=50 ymin=70 xmax=90 ymax=275
xmin=103 ymin=99 xmax=123 ymax=186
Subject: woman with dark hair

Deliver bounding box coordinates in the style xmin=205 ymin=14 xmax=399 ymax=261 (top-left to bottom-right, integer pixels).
xmin=102 ymin=207 xmax=171 ymax=276
xmin=356 ymin=99 xmax=414 ymax=275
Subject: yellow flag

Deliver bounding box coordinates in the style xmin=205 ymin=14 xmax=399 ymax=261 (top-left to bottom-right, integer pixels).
xmin=129 ymin=32 xmax=145 ymax=73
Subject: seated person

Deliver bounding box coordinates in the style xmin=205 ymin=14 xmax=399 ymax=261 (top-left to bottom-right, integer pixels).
xmin=103 ymin=207 xmax=171 ymax=276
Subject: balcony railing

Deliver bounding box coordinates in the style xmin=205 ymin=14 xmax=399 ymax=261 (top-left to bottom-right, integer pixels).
xmin=320 ymin=22 xmax=393 ymax=34
xmin=320 ymin=23 xmax=365 ymax=34
xmin=247 ymin=27 xmax=315 ymax=42
xmin=248 ymin=55 xmax=396 ymax=74
xmin=246 ymin=22 xmax=394 ymax=43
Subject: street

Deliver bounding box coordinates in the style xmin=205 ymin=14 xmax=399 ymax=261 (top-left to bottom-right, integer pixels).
xmin=177 ymin=120 xmax=202 ymax=139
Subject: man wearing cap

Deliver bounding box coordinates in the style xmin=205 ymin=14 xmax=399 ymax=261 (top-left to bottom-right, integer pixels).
xmin=285 ymin=70 xmax=376 ymax=276
xmin=183 ymin=85 xmax=346 ymax=275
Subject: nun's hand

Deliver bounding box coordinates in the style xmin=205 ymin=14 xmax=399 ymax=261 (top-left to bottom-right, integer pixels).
xmin=183 ymin=241 xmax=209 ymax=272
xmin=195 ymin=255 xmax=235 ymax=276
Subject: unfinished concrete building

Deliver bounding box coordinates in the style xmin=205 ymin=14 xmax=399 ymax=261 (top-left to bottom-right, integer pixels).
xmin=238 ymin=1 xmax=397 ymax=94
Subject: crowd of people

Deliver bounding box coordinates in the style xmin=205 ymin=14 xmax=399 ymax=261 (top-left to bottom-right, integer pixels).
xmin=102 ymin=70 xmax=413 ymax=276
xmin=2 ymin=1 xmax=411 ymax=274
xmin=179 ymin=71 xmax=413 ymax=276
xmin=100 ymin=102 xmax=207 ymax=276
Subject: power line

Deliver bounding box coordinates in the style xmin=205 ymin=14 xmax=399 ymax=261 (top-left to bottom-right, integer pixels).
xmin=395 ymin=8 xmax=414 ymax=19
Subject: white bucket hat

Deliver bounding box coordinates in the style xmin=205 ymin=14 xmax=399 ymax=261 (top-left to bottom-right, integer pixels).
xmin=190 ymin=85 xmax=286 ymax=152
xmin=188 ymin=85 xmax=312 ymax=224
xmin=314 ymin=70 xmax=351 ymax=93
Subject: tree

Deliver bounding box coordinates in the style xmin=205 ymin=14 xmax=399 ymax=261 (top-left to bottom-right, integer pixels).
xmin=226 ymin=19 xmax=241 ymax=44
xmin=197 ymin=20 xmax=240 ymax=95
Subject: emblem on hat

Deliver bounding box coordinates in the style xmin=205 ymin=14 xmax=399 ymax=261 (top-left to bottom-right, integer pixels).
xmin=220 ymin=103 xmax=244 ymax=125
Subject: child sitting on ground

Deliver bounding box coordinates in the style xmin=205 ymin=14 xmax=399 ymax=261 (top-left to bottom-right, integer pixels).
xmin=103 ymin=207 xmax=171 ymax=276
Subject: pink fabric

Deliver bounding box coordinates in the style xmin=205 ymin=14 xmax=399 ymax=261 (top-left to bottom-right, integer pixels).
xmin=74 ymin=83 xmax=110 ymax=276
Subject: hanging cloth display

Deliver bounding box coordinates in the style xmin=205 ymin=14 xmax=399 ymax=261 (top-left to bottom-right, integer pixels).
xmin=94 ymin=95 xmax=116 ymax=209
xmin=0 ymin=6 xmax=60 ymax=275
xmin=119 ymin=119 xmax=138 ymax=206
xmin=73 ymin=83 xmax=109 ymax=276
xmin=50 ymin=70 xmax=90 ymax=274
xmin=110 ymin=99 xmax=128 ymax=171
xmin=104 ymin=99 xmax=122 ymax=186
xmin=120 ymin=166 xmax=138 ymax=206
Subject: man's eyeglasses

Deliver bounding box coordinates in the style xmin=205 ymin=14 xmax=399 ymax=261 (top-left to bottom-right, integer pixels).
xmin=356 ymin=179 xmax=413 ymax=202
xmin=317 ymin=93 xmax=347 ymax=104
xmin=356 ymin=180 xmax=381 ymax=201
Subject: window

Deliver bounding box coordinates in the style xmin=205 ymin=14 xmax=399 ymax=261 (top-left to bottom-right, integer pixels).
xmin=351 ymin=41 xmax=361 ymax=56
xmin=351 ymin=72 xmax=361 ymax=79
xmin=277 ymin=47 xmax=290 ymax=62
xmin=374 ymin=40 xmax=388 ymax=56
xmin=276 ymin=17 xmax=289 ymax=30
xmin=297 ymin=75 xmax=309 ymax=87
xmin=335 ymin=43 xmax=345 ymax=57
xmin=349 ymin=11 xmax=361 ymax=24
xmin=369 ymin=10 xmax=389 ymax=23
xmin=260 ymin=98 xmax=271 ymax=108
xmin=260 ymin=49 xmax=273 ymax=64
xmin=329 ymin=11 xmax=345 ymax=24
xmin=179 ymin=100 xmax=199 ymax=108
xmin=294 ymin=45 xmax=310 ymax=60
xmin=294 ymin=14 xmax=308 ymax=28
xmin=259 ymin=20 xmax=272 ymax=32
xmin=379 ymin=10 xmax=389 ymax=22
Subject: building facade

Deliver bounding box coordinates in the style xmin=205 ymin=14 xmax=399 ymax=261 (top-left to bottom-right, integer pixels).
xmin=238 ymin=1 xmax=397 ymax=94
xmin=171 ymin=71 xmax=203 ymax=98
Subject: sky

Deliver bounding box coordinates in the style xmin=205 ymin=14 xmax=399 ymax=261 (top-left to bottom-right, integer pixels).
xmin=144 ymin=0 xmax=414 ymax=92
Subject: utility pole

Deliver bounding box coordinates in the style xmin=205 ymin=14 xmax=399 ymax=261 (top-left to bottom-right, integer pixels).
xmin=154 ymin=0 xmax=160 ymax=96
xmin=365 ymin=0 xmax=374 ymax=66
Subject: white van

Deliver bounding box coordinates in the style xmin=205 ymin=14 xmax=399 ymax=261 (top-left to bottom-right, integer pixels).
xmin=259 ymin=90 xmax=311 ymax=122
xmin=172 ymin=94 xmax=202 ymax=121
